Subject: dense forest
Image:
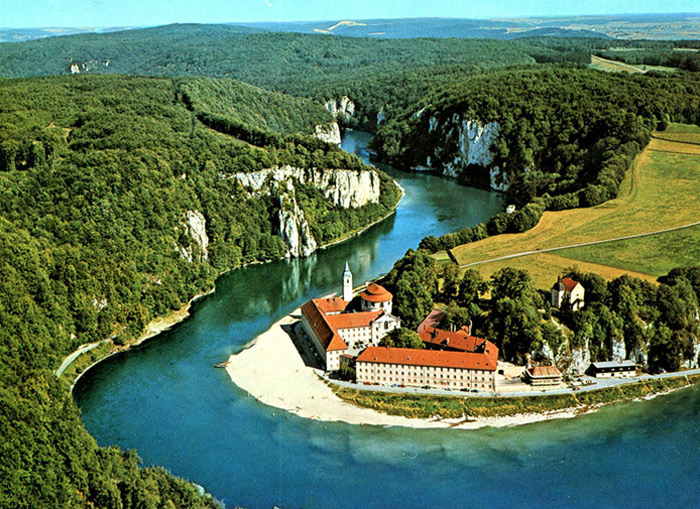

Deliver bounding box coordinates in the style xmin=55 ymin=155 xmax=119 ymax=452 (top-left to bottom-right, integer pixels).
xmin=383 ymin=250 xmax=700 ymax=373
xmin=2 ymin=22 xmax=700 ymax=509
xmin=0 ymin=74 xmax=400 ymax=507
xmin=375 ymin=68 xmax=700 ymax=253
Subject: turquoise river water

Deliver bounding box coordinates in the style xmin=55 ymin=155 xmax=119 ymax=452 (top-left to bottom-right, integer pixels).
xmin=75 ymin=131 xmax=700 ymax=508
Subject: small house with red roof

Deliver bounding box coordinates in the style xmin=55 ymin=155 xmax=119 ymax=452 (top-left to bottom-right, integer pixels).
xmin=300 ymin=263 xmax=400 ymax=371
xmin=551 ymin=276 xmax=585 ymax=311
xmin=525 ymin=365 xmax=563 ymax=386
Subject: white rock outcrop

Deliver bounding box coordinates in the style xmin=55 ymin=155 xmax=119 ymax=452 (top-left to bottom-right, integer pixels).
xmin=631 ymin=345 xmax=648 ymax=367
xmin=422 ymin=115 xmax=508 ymax=191
xmin=231 ymin=165 xmax=381 ymax=257
xmin=570 ymin=338 xmax=591 ymax=375
xmin=325 ymin=96 xmax=356 ymax=118
xmin=278 ymin=202 xmax=318 ymax=258
xmin=376 ymin=108 xmax=386 ymax=127
xmin=682 ymin=338 xmax=700 ymax=369
xmin=611 ymin=337 xmax=627 ymax=362
xmin=313 ymin=123 xmax=342 ymax=145
xmin=177 ymin=210 xmax=209 ymax=263
xmin=232 ymin=166 xmax=380 ymax=209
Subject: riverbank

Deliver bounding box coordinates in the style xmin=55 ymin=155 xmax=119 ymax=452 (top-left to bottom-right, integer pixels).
xmin=225 ymin=307 xmax=700 ymax=429
xmin=61 ymin=175 xmax=404 ymax=391
xmin=63 ymin=287 xmax=215 ymax=390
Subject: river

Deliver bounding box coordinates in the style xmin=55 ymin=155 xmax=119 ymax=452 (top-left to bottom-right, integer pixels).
xmin=74 ymin=131 xmax=700 ymax=508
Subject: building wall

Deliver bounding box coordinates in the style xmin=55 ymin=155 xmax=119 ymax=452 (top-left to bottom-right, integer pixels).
xmin=362 ymin=299 xmax=393 ymax=315
xmin=594 ymin=369 xmax=635 ymax=379
xmin=570 ymin=286 xmax=585 ymax=310
xmin=551 ymin=288 xmax=564 ymax=308
xmin=337 ymin=325 xmax=373 ymax=348
xmin=301 ymin=314 xmax=347 ymax=371
xmin=356 ymin=361 xmax=496 ymax=391
xmin=326 ymin=349 xmax=342 ymax=371
xmin=527 ymin=376 xmax=562 ymax=386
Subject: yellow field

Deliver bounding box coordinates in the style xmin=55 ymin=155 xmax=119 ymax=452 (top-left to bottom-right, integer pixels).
xmin=590 ymin=55 xmax=645 ymax=74
xmin=441 ymin=126 xmax=700 ymax=289
xmin=470 ymin=253 xmax=659 ymax=289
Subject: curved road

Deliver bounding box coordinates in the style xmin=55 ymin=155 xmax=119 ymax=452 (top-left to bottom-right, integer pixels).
xmin=458 ymin=220 xmax=700 ymax=268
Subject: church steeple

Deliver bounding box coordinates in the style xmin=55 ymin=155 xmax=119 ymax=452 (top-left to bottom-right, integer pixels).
xmin=343 ymin=261 xmax=353 ymax=302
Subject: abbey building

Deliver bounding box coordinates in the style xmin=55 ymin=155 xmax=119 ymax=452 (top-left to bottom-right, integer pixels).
xmin=300 ymin=262 xmax=401 ymax=371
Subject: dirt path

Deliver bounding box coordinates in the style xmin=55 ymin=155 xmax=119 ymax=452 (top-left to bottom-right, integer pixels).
xmin=459 ymin=220 xmax=700 ymax=269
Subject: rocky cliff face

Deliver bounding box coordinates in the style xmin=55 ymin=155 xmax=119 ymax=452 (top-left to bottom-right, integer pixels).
xmin=176 ymin=210 xmax=209 ymax=263
xmin=419 ymin=114 xmax=508 ymax=191
xmin=325 ymin=96 xmax=356 ymax=118
xmin=313 ymin=122 xmax=342 ymax=145
xmin=232 ymin=165 xmax=381 ymax=257
xmin=233 ymin=166 xmax=380 ymax=209
xmin=569 ymin=338 xmax=591 ymax=375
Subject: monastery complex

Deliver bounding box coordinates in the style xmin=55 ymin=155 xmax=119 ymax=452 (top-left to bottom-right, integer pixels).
xmin=300 ymin=263 xmax=499 ymax=389
xmin=296 ymin=264 xmax=644 ymax=393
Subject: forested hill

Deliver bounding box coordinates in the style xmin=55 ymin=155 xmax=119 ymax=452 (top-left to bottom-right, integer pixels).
xmin=0 ymin=23 xmax=594 ymax=123
xmin=371 ymin=67 xmax=700 ymax=250
xmin=0 ymin=74 xmax=399 ymax=507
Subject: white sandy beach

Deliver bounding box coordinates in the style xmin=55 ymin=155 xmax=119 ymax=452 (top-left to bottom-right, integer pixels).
xmin=225 ymin=307 xmax=585 ymax=429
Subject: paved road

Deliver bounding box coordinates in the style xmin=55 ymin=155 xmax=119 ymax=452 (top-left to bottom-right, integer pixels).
xmin=325 ymin=367 xmax=700 ymax=399
xmin=458 ymin=220 xmax=700 ymax=268
xmin=55 ymin=339 xmax=108 ymax=378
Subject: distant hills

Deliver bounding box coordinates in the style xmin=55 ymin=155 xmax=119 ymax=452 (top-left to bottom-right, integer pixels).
xmin=242 ymin=16 xmax=610 ymax=40
xmin=3 ymin=13 xmax=700 ymax=44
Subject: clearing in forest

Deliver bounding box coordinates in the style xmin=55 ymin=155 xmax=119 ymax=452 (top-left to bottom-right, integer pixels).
xmin=443 ymin=124 xmax=700 ymax=287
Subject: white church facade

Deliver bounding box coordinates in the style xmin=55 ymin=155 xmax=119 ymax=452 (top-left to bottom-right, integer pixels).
xmin=300 ymin=262 xmax=401 ymax=371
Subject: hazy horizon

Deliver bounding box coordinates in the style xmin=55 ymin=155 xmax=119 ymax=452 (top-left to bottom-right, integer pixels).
xmin=3 ymin=0 xmax=699 ymax=29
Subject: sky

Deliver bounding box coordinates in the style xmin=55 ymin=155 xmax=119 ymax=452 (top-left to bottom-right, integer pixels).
xmin=3 ymin=0 xmax=699 ymax=28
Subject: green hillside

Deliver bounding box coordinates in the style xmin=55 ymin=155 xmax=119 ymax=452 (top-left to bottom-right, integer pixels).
xmin=0 ymin=74 xmax=399 ymax=507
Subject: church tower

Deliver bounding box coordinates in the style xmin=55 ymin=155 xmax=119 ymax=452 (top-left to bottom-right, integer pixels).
xmin=343 ymin=261 xmax=353 ymax=302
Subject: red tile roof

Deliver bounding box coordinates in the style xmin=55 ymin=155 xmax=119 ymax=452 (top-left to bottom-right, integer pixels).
xmin=326 ymin=310 xmax=383 ymax=330
xmin=360 ymin=282 xmax=393 ymax=303
xmin=419 ymin=326 xmax=487 ymax=353
xmin=527 ymin=366 xmax=562 ymax=378
xmin=314 ymin=297 xmax=348 ymax=314
xmin=416 ymin=309 xmax=446 ymax=332
xmin=356 ymin=346 xmax=498 ymax=371
xmin=300 ymin=300 xmax=347 ymax=352
xmin=562 ymin=277 xmax=579 ymax=293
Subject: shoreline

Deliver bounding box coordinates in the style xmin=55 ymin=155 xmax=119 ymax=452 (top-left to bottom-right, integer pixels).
xmin=67 ymin=287 xmax=215 ymax=391
xmin=225 ymin=308 xmax=582 ymax=429
xmin=63 ymin=177 xmax=404 ymax=393
xmin=226 ymin=307 xmax=700 ymax=430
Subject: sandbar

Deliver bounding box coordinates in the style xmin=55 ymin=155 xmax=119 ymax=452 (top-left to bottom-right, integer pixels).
xmin=225 ymin=307 xmax=585 ymax=429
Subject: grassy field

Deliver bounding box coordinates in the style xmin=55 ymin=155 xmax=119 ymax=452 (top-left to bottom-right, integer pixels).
xmin=334 ymin=374 xmax=700 ymax=419
xmin=555 ymin=224 xmax=700 ymax=278
xmin=441 ymin=124 xmax=700 ymax=288
xmin=589 ymin=55 xmax=677 ymax=74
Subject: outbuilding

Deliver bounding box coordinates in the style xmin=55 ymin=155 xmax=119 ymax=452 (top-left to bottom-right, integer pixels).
xmin=588 ymin=360 xmax=637 ymax=378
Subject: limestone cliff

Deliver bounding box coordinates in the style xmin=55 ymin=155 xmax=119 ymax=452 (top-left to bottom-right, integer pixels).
xmin=325 ymin=96 xmax=356 ymax=118
xmin=232 ymin=165 xmax=381 ymax=257
xmin=313 ymin=122 xmax=342 ymax=145
xmin=569 ymin=338 xmax=591 ymax=375
xmin=233 ymin=166 xmax=380 ymax=209
xmin=419 ymin=114 xmax=508 ymax=191
xmin=278 ymin=201 xmax=318 ymax=258
xmin=176 ymin=210 xmax=209 ymax=263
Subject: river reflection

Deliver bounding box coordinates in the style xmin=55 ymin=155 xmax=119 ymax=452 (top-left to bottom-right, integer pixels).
xmin=75 ymin=132 xmax=700 ymax=509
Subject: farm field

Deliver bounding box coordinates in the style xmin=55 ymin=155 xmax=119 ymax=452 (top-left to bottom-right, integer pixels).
xmin=443 ymin=124 xmax=700 ymax=288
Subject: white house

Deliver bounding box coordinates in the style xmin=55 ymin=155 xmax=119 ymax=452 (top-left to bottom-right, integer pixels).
xmin=552 ymin=277 xmax=585 ymax=311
